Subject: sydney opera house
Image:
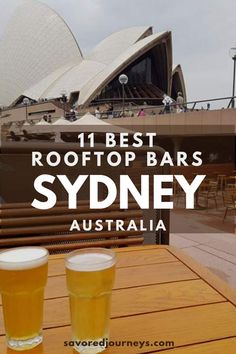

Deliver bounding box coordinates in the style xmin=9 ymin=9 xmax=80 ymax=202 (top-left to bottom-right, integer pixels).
xmin=0 ymin=0 xmax=186 ymax=113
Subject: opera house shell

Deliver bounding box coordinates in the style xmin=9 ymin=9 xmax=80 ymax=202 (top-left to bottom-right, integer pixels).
xmin=0 ymin=0 xmax=186 ymax=108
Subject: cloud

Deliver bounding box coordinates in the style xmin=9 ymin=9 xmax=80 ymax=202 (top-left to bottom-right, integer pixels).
xmin=0 ymin=0 xmax=235 ymax=105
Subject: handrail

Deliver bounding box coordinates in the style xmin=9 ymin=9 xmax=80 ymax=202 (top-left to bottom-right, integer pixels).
xmin=1 ymin=95 xmax=236 ymax=113
xmin=90 ymin=95 xmax=236 ymax=110
xmin=1 ymin=95 xmax=236 ymax=124
xmin=182 ymin=95 xmax=236 ymax=110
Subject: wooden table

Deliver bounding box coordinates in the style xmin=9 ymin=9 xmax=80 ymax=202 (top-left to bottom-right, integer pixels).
xmin=1 ymin=245 xmax=236 ymax=353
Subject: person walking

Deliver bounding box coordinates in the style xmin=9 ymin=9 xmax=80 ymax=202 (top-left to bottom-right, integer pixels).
xmin=176 ymin=92 xmax=184 ymax=113
xmin=162 ymin=94 xmax=173 ymax=114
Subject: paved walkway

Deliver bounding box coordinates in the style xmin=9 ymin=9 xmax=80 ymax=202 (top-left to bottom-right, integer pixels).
xmin=170 ymin=232 xmax=236 ymax=289
xmin=169 ymin=192 xmax=236 ymax=289
xmin=144 ymin=195 xmax=236 ymax=288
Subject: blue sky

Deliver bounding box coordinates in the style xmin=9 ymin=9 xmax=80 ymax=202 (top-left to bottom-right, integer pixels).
xmin=0 ymin=0 xmax=235 ymax=107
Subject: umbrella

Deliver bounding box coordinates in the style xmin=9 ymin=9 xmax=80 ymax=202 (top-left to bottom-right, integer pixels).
xmin=52 ymin=117 xmax=71 ymax=125
xmin=20 ymin=113 xmax=133 ymax=136
xmin=67 ymin=112 xmax=133 ymax=134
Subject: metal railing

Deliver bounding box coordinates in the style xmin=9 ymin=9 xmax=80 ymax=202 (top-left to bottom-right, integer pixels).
xmin=1 ymin=95 xmax=236 ymax=124
xmin=53 ymin=94 xmax=236 ymax=120
xmin=89 ymin=94 xmax=236 ymax=108
xmin=83 ymin=95 xmax=236 ymax=119
xmin=182 ymin=95 xmax=236 ymax=111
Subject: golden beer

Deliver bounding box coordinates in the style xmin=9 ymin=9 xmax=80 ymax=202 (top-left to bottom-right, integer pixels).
xmin=0 ymin=247 xmax=48 ymax=351
xmin=66 ymin=248 xmax=116 ymax=353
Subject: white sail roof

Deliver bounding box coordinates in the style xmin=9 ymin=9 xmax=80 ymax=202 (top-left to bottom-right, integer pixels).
xmin=78 ymin=31 xmax=170 ymax=106
xmin=23 ymin=63 xmax=76 ymax=101
xmin=22 ymin=27 xmax=152 ymax=101
xmin=24 ymin=60 xmax=106 ymax=100
xmin=87 ymin=26 xmax=152 ymax=65
xmin=0 ymin=1 xmax=184 ymax=110
xmin=0 ymin=0 xmax=82 ymax=106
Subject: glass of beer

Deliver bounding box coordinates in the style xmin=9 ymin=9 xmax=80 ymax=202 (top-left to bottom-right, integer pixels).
xmin=0 ymin=247 xmax=48 ymax=351
xmin=65 ymin=248 xmax=116 ymax=353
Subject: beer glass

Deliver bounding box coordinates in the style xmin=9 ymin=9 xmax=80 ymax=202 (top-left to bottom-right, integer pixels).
xmin=0 ymin=247 xmax=48 ymax=351
xmin=65 ymin=248 xmax=116 ymax=353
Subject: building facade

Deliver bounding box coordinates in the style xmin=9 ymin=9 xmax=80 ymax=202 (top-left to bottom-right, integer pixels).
xmin=0 ymin=0 xmax=186 ymax=112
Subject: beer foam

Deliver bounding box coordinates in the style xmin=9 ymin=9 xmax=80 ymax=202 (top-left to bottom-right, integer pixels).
xmin=66 ymin=252 xmax=115 ymax=271
xmin=0 ymin=247 xmax=48 ymax=270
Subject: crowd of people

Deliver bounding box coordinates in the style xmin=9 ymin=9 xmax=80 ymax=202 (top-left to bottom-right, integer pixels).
xmin=94 ymin=91 xmax=186 ymax=119
xmin=23 ymin=91 xmax=209 ymax=122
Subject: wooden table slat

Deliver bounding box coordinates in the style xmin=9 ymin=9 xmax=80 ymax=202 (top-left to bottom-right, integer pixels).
xmin=43 ymin=262 xmax=198 ymax=300
xmin=48 ymin=248 xmax=177 ymax=277
xmin=167 ymin=246 xmax=236 ymax=306
xmin=1 ymin=303 xmax=236 ymax=353
xmin=0 ymin=245 xmax=236 ymax=353
xmin=0 ymin=279 xmax=225 ymax=335
xmin=153 ymin=337 xmax=236 ymax=354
